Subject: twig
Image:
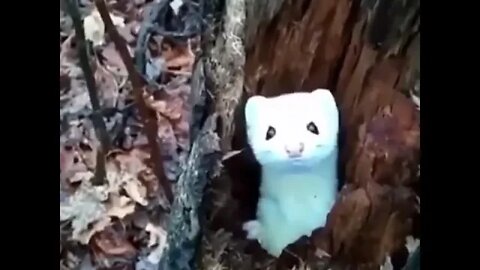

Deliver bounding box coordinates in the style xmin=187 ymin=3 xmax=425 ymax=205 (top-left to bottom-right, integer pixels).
xmin=64 ymin=0 xmax=111 ymax=185
xmin=134 ymin=0 xmax=202 ymax=76
xmin=94 ymin=0 xmax=173 ymax=203
xmin=134 ymin=0 xmax=170 ymax=75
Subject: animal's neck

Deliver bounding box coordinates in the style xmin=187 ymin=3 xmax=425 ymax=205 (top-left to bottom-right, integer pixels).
xmin=260 ymin=150 xmax=338 ymax=198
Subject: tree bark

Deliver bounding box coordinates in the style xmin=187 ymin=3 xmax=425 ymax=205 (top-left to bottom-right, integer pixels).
xmin=202 ymin=0 xmax=420 ymax=269
xmin=243 ymin=0 xmax=420 ymax=268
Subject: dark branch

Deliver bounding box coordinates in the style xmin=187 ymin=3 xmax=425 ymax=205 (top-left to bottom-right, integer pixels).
xmin=64 ymin=0 xmax=111 ymax=185
xmin=134 ymin=0 xmax=170 ymax=75
xmin=134 ymin=0 xmax=202 ymax=78
xmin=94 ymin=0 xmax=174 ymax=203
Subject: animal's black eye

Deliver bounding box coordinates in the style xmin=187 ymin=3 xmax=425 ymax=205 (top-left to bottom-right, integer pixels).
xmin=265 ymin=126 xmax=276 ymax=140
xmin=307 ymin=122 xmax=319 ymax=135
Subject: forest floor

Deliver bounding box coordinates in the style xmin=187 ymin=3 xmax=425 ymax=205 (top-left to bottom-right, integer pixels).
xmin=60 ymin=1 xmax=420 ymax=270
xmin=60 ymin=0 xmax=198 ymax=269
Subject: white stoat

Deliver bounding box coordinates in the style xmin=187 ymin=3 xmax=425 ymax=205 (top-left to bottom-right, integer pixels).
xmin=242 ymin=89 xmax=339 ymax=257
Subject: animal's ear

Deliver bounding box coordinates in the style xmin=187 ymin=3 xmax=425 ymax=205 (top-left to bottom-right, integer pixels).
xmin=311 ymin=89 xmax=339 ymax=126
xmin=245 ymin=95 xmax=267 ymax=126
xmin=311 ymin=89 xmax=338 ymax=111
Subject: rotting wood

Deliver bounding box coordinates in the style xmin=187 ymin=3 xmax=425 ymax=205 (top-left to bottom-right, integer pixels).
xmin=225 ymin=0 xmax=420 ymax=268
xmin=244 ymin=0 xmax=357 ymax=96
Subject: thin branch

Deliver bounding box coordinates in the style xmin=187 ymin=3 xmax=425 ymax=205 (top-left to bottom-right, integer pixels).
xmin=134 ymin=0 xmax=201 ymax=77
xmin=64 ymin=0 xmax=111 ymax=185
xmin=94 ymin=0 xmax=173 ymax=203
xmin=134 ymin=0 xmax=170 ymax=75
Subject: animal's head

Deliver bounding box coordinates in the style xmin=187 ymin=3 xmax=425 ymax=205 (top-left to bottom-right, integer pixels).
xmin=245 ymin=89 xmax=339 ymax=168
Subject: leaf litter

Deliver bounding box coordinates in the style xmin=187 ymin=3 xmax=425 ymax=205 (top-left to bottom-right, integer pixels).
xmin=60 ymin=0 xmax=198 ymax=268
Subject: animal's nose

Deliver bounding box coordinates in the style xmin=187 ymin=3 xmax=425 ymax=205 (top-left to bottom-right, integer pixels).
xmin=285 ymin=142 xmax=305 ymax=158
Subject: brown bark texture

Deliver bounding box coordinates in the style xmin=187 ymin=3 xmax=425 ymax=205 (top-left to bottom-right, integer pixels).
xmin=241 ymin=0 xmax=420 ymax=268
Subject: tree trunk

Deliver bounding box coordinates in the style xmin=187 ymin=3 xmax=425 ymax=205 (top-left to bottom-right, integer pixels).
xmin=201 ymin=0 xmax=420 ymax=269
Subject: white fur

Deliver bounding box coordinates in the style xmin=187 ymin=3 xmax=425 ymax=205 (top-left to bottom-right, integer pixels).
xmin=243 ymin=89 xmax=339 ymax=257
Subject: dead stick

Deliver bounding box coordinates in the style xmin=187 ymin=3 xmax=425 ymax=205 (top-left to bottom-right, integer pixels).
xmin=64 ymin=0 xmax=111 ymax=185
xmin=94 ymin=0 xmax=173 ymax=203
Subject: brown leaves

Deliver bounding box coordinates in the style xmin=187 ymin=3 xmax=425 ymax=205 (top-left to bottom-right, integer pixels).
xmin=143 ymin=77 xmax=193 ymax=181
xmin=162 ymin=39 xmax=195 ymax=75
xmin=145 ymin=36 xmax=196 ymax=81
xmin=60 ymin=148 xmax=166 ymax=244
xmin=138 ymin=168 xmax=160 ymax=199
xmin=60 ymin=181 xmax=109 ymax=244
xmin=92 ymin=226 xmax=136 ymax=257
xmin=106 ymin=195 xmax=136 ymax=219
xmin=60 ymin=123 xmax=99 ymax=186
xmin=95 ymin=60 xmax=119 ymax=108
xmin=60 ymin=147 xmax=171 ymax=269
xmin=91 ymin=224 xmax=137 ymax=269
xmin=83 ymin=8 xmax=125 ymax=47
xmin=123 ymin=178 xmax=148 ymax=206
xmin=100 ymin=43 xmax=129 ymax=79
xmin=147 ymin=78 xmax=191 ymax=130
xmin=61 ymin=0 xmax=200 ymax=268
xmin=105 ymin=149 xmax=159 ymax=206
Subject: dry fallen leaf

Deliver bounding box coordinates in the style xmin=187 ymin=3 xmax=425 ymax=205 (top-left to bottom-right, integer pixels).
xmin=60 ymin=33 xmax=78 ymax=68
xmin=60 ymin=181 xmax=110 ymax=244
xmin=117 ymin=21 xmax=138 ymax=45
xmin=99 ymin=43 xmax=128 ymax=78
xmin=84 ymin=9 xmax=125 ymax=46
xmin=137 ymin=169 xmax=159 ymax=199
xmin=114 ymin=148 xmax=149 ymax=175
xmin=106 ymin=195 xmax=136 ymax=219
xmin=104 ymin=150 xmax=152 ymax=206
xmin=142 ymin=77 xmax=193 ymax=181
xmin=123 ymin=179 xmax=148 ymax=206
xmin=95 ymin=60 xmax=118 ymax=108
xmin=77 ymin=217 xmax=112 ymax=245
xmin=161 ymin=40 xmax=194 ymax=73
xmin=93 ymin=227 xmax=136 ymax=257
xmin=90 ymin=225 xmax=137 ymax=268
xmin=60 ymin=145 xmax=89 ymax=185
xmin=69 ymin=171 xmax=94 ymax=184
xmin=145 ymin=222 xmax=167 ymax=248
xmin=60 ymin=123 xmax=99 ymax=179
